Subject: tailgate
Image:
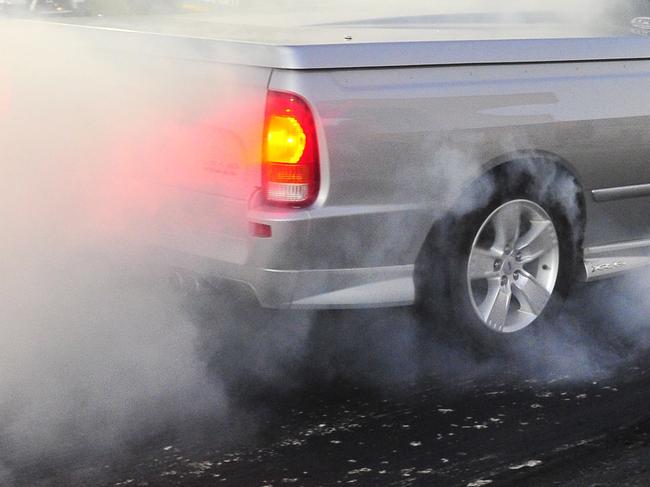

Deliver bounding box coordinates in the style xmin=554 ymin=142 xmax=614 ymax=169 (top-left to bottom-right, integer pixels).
xmin=92 ymin=46 xmax=273 ymax=264
xmin=119 ymin=62 xmax=271 ymax=264
xmin=2 ymin=22 xmax=272 ymax=265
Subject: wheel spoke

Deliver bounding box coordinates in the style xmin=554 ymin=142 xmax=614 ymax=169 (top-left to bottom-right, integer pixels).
xmin=512 ymin=270 xmax=551 ymax=316
xmin=516 ymin=220 xmax=557 ymax=263
xmin=493 ymin=204 xmax=521 ymax=252
xmin=468 ymin=247 xmax=500 ymax=280
xmin=479 ymin=280 xmax=512 ymax=331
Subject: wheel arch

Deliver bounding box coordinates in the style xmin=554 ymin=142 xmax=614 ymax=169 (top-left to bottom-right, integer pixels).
xmin=485 ymin=150 xmax=587 ymax=247
xmin=415 ymin=150 xmax=587 ymax=296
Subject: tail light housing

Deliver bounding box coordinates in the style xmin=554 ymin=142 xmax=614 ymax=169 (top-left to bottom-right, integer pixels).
xmin=262 ymin=90 xmax=320 ymax=207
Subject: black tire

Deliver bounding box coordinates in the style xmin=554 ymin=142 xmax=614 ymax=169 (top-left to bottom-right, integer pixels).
xmin=415 ymin=161 xmax=582 ymax=353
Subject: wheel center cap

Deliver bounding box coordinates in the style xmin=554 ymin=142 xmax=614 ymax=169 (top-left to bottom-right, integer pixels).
xmin=504 ymin=259 xmax=515 ymax=275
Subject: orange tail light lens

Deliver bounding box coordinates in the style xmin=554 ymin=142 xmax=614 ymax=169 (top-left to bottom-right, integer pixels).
xmin=266 ymin=115 xmax=306 ymax=164
xmin=262 ymin=91 xmax=319 ymax=207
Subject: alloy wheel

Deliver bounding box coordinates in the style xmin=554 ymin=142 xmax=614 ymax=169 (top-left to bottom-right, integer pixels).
xmin=466 ymin=199 xmax=560 ymax=334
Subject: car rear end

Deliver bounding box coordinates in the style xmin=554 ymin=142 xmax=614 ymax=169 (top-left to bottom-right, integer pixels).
xmin=150 ymin=81 xmax=324 ymax=308
xmin=139 ymin=58 xmax=424 ymax=309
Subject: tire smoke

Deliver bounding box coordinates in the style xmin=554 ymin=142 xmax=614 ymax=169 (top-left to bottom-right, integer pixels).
xmin=1 ymin=4 xmax=649 ymax=486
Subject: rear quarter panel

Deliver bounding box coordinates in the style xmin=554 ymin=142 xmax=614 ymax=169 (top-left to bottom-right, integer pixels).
xmin=270 ymin=60 xmax=650 ymax=268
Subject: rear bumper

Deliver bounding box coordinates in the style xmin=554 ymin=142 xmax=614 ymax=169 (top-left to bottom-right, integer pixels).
xmin=148 ymin=187 xmax=433 ymax=309
xmin=158 ymin=246 xmax=415 ymax=309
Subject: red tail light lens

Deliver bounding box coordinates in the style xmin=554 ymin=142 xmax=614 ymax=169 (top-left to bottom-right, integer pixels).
xmin=262 ymin=91 xmax=319 ymax=207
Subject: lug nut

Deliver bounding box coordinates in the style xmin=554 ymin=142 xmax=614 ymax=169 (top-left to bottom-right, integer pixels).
xmin=516 ymin=251 xmax=523 ymax=262
xmin=500 ymin=276 xmax=508 ymax=286
xmin=494 ymin=259 xmax=502 ymax=271
xmin=513 ymin=270 xmax=520 ymax=281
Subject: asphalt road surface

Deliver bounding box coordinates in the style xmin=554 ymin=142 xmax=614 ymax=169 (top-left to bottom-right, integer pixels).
xmin=7 ymin=279 xmax=650 ymax=487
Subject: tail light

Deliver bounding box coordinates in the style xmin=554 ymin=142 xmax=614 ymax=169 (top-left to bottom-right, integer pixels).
xmin=262 ymin=90 xmax=320 ymax=207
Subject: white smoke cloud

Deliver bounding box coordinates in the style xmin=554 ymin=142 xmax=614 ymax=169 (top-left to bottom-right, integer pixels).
xmin=0 ymin=3 xmax=649 ymax=485
xmin=0 ymin=21 xmax=234 ymax=472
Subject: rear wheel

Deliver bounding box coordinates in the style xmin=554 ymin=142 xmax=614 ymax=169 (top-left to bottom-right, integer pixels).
xmin=416 ymin=167 xmax=580 ymax=351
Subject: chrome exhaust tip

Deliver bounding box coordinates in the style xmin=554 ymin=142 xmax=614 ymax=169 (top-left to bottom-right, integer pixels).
xmin=169 ymin=269 xmax=204 ymax=295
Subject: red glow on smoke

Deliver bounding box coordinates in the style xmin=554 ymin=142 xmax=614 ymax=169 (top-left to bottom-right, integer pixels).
xmin=91 ymin=95 xmax=264 ymax=240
